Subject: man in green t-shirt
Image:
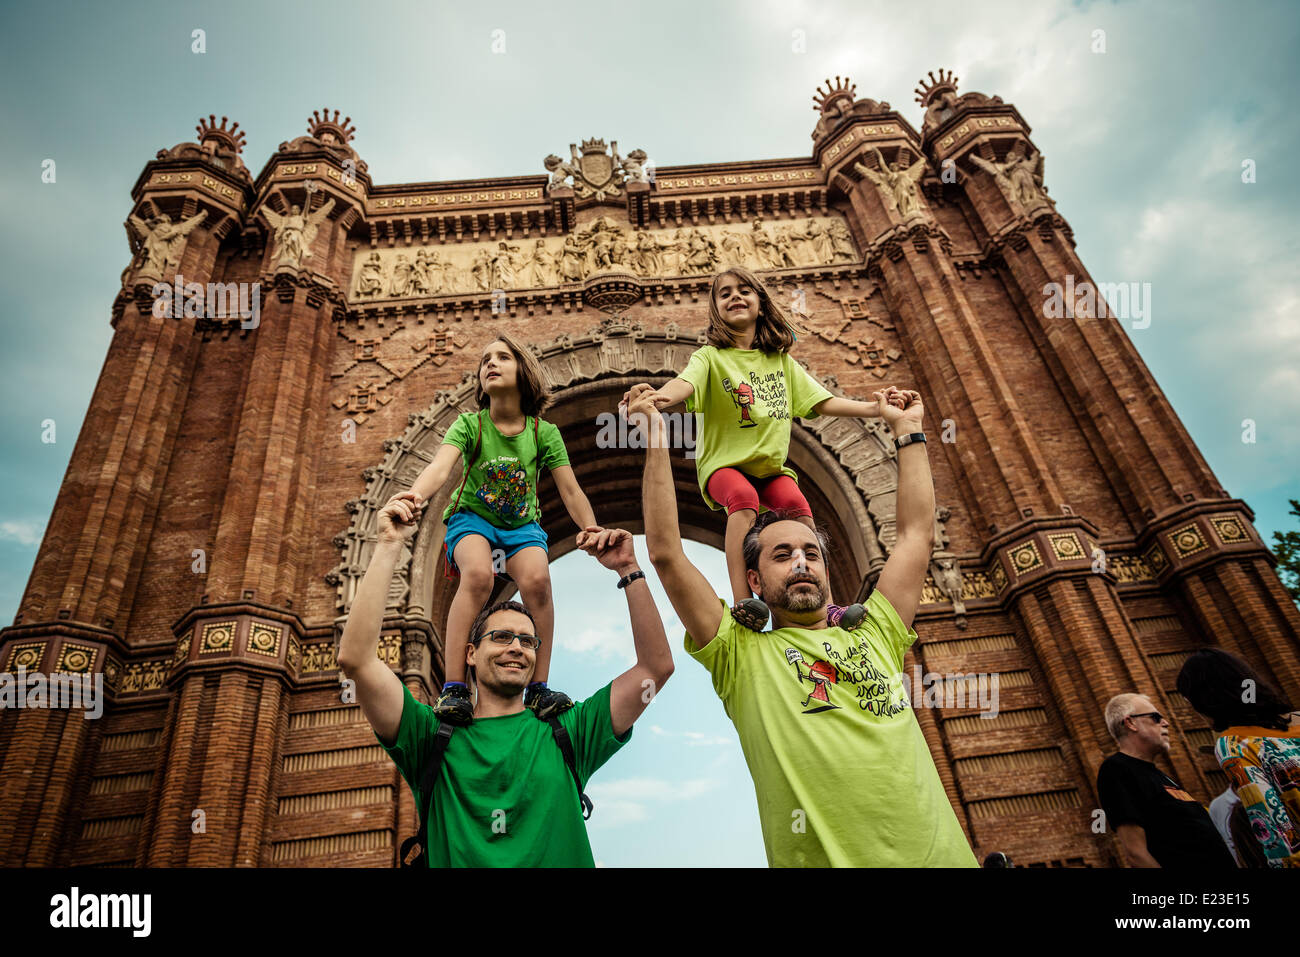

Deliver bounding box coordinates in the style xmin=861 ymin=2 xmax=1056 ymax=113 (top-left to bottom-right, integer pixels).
xmin=338 ymin=493 xmax=674 ymax=867
xmin=627 ymin=382 xmax=977 ymax=867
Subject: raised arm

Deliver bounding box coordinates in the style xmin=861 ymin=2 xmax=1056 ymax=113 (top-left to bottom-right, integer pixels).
xmin=551 ymin=464 xmax=599 ymax=538
xmin=580 ymin=527 xmax=674 ymax=736
xmin=619 ymin=377 xmax=694 ymax=414
xmin=812 ymin=396 xmax=883 ymax=418
xmin=871 ymin=389 xmax=934 ymax=629
xmin=407 ymin=442 xmax=464 ymax=505
xmin=629 ymin=384 xmax=724 ymax=647
xmin=337 ymin=492 xmax=424 ymax=746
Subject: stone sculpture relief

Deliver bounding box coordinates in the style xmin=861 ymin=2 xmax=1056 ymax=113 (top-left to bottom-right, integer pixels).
xmin=969 ymin=148 xmax=1048 ymax=212
xmin=349 ymin=215 xmax=859 ymax=301
xmin=264 ymin=196 xmax=336 ymax=269
xmin=127 ymin=210 xmax=208 ymax=279
xmin=854 ymin=147 xmax=928 ymax=220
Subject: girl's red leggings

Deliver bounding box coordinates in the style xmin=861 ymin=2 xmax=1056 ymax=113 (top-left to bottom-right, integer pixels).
xmin=706 ymin=467 xmax=812 ymax=517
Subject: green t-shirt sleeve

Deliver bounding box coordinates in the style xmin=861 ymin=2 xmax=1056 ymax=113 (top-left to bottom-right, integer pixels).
xmin=862 ymin=588 xmax=918 ymax=671
xmin=441 ymin=412 xmax=473 ymax=454
xmin=538 ymin=419 xmax=570 ymax=472
xmin=374 ymin=682 xmax=440 ymax=801
xmin=559 ymin=681 xmax=632 ymax=786
xmin=679 ymin=346 xmax=712 ymax=414
xmin=682 ymin=598 xmax=746 ymax=701
xmin=788 ymin=355 xmax=833 ymax=418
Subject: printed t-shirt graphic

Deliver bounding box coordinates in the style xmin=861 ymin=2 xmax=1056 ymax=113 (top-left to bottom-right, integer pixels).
xmin=440 ymin=412 xmax=570 ymax=528
xmin=376 ymin=682 xmax=631 ymax=867
xmin=677 ymin=345 xmax=832 ymax=510
xmin=684 ymin=589 xmax=978 ymax=867
xmin=1215 ymin=723 xmax=1300 ymax=867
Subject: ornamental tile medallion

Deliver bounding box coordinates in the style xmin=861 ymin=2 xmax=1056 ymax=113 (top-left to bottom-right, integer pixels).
xmin=5 ymin=642 xmax=45 ymax=672
xmin=1209 ymin=515 xmax=1248 ymax=546
xmin=1009 ymin=540 xmax=1044 ymax=577
xmin=1144 ymin=543 xmax=1169 ymax=575
xmin=989 ymin=560 xmax=1008 ymax=593
xmin=103 ymin=657 xmax=121 ymax=692
xmin=172 ymin=632 xmax=192 ymax=668
xmin=1168 ymin=523 xmax=1208 ymax=559
xmin=1047 ymin=532 xmax=1085 ymax=562
xmin=199 ymin=620 xmax=237 ymax=655
xmin=55 ymin=642 xmax=97 ymax=674
xmin=248 ymin=623 xmax=283 ymax=658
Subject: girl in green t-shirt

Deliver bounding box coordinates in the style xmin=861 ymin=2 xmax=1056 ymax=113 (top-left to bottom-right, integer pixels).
xmin=621 ymin=265 xmax=905 ymax=631
xmin=402 ymin=335 xmax=610 ymax=725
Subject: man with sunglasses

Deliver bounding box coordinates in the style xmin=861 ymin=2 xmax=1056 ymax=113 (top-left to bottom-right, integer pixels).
xmin=1097 ymin=693 xmax=1236 ymax=868
xmin=339 ymin=491 xmax=673 ymax=867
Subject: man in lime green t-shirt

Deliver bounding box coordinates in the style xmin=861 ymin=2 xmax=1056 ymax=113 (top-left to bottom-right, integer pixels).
xmin=627 ymin=382 xmax=977 ymax=867
xmin=339 ymin=493 xmax=674 ymax=867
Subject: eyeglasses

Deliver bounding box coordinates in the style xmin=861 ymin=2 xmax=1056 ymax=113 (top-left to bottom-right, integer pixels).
xmin=1127 ymin=711 xmax=1165 ymax=725
xmin=472 ymin=630 xmax=542 ymax=650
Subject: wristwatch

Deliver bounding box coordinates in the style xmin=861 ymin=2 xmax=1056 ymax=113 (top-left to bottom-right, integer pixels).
xmin=617 ymin=570 xmax=646 ymax=589
xmin=894 ymin=432 xmax=926 ymax=450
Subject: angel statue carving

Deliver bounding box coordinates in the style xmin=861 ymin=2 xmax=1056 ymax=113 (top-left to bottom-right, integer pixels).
xmin=969 ymin=147 xmax=1047 ymax=211
xmin=853 ymin=147 xmax=927 ymax=220
xmin=264 ymin=195 xmax=336 ymax=269
xmin=127 ymin=210 xmax=209 ymax=279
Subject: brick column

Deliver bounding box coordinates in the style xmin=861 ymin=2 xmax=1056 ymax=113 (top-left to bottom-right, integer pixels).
xmin=930 ymin=95 xmax=1300 ymax=703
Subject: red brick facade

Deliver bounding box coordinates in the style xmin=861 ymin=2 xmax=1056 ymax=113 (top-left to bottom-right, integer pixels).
xmin=2 ymin=83 xmax=1297 ymax=868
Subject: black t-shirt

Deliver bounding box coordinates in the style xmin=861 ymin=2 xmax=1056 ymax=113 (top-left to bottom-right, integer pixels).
xmin=1097 ymin=751 xmax=1236 ymax=868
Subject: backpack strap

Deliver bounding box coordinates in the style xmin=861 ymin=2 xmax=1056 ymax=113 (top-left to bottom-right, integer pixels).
xmin=441 ymin=412 xmax=485 ymax=579
xmin=399 ymin=721 xmax=455 ymax=867
xmin=546 ymin=716 xmax=594 ymax=820
xmin=447 ymin=411 xmax=484 ymax=518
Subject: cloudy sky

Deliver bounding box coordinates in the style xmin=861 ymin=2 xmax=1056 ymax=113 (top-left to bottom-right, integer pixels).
xmin=1 ymin=0 xmax=1296 ymax=867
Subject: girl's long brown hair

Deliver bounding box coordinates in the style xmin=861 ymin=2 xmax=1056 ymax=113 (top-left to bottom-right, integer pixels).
xmin=705 ymin=264 xmax=807 ymax=353
xmin=474 ymin=334 xmax=551 ymax=416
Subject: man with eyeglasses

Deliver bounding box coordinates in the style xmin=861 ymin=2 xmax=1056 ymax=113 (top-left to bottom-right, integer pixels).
xmin=339 ymin=491 xmax=673 ymax=867
xmin=1097 ymin=692 xmax=1237 ymax=868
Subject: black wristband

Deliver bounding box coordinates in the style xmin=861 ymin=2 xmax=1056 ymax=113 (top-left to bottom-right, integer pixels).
xmin=617 ymin=570 xmax=646 ymax=589
xmin=894 ymin=432 xmax=926 ymax=450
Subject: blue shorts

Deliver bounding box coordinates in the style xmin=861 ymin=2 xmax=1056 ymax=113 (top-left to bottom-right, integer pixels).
xmin=443 ymin=509 xmax=548 ymax=573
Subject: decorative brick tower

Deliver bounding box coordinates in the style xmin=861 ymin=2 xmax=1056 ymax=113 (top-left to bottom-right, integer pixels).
xmin=2 ymin=80 xmax=1297 ymax=867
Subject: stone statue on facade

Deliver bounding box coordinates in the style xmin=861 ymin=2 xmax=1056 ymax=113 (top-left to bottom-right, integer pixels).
xmin=529 ymin=239 xmax=558 ymax=287
xmin=970 ymin=147 xmax=1047 ymax=212
xmin=854 ymin=147 xmax=928 ymax=220
xmin=543 ymin=152 xmax=580 ymax=193
xmin=617 ymin=147 xmax=651 ymax=184
xmin=931 ymin=555 xmax=967 ymax=628
xmin=264 ymin=196 xmax=335 ymax=269
xmin=354 ymin=252 xmax=383 ymax=298
xmin=127 ymin=209 xmax=208 ymax=279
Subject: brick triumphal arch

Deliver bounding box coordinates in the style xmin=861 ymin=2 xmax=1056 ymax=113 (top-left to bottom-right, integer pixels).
xmin=3 ymin=75 xmax=1298 ymax=868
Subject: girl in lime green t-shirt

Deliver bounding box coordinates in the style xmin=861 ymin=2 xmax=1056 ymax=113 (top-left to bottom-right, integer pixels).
xmin=400 ymin=335 xmax=611 ymax=725
xmin=622 ymin=265 xmax=905 ymax=631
